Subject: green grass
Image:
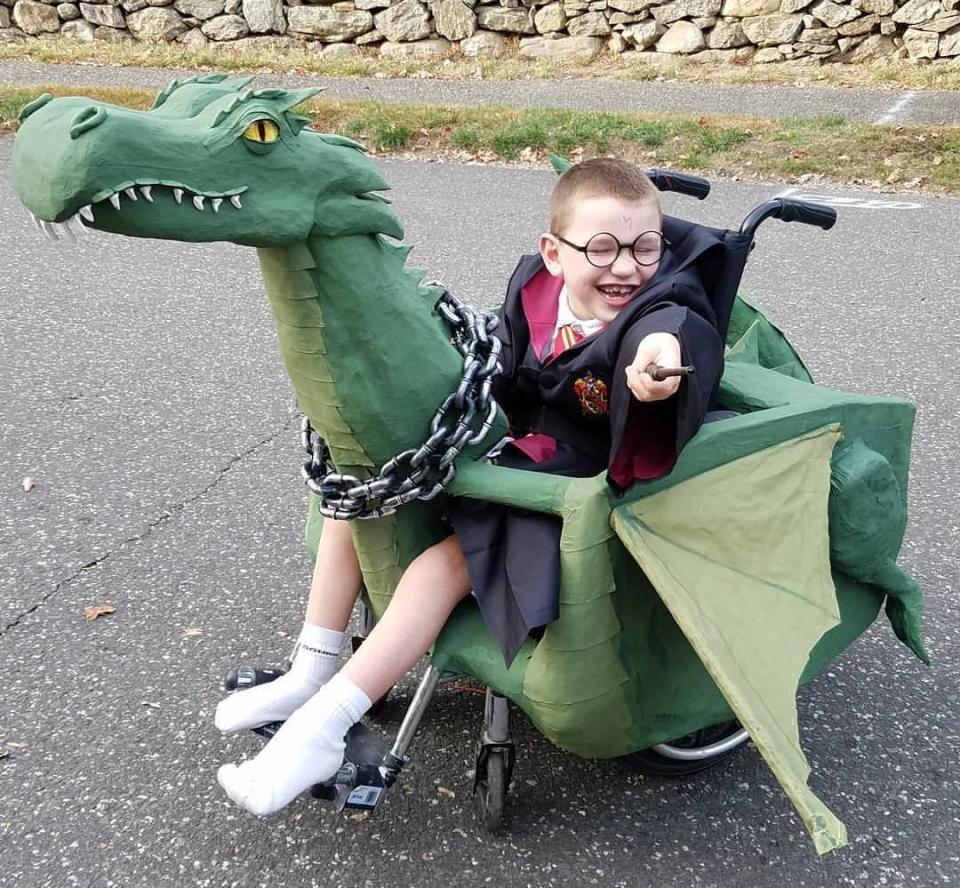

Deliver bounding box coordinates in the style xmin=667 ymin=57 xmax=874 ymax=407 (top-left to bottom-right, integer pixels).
xmin=4 ymin=85 xmax=959 ymax=194
xmin=347 ymin=113 xmax=412 ymax=149
xmin=0 ymin=89 xmax=41 ymax=126
xmin=490 ymin=119 xmax=550 ymax=158
xmin=698 ymin=126 xmax=751 ymax=153
xmin=450 ymin=126 xmax=482 ymax=150
xmin=621 ymin=121 xmax=669 ymax=147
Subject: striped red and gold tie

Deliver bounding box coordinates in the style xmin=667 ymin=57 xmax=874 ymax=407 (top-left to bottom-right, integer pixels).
xmin=549 ymin=323 xmax=585 ymax=360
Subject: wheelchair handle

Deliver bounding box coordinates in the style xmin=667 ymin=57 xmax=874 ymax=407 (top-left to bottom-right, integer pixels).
xmin=740 ymin=198 xmax=837 ymax=239
xmin=646 ymin=169 xmax=711 ymax=201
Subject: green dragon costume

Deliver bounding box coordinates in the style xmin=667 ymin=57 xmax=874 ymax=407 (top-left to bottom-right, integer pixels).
xmin=12 ymin=76 xmax=927 ymax=856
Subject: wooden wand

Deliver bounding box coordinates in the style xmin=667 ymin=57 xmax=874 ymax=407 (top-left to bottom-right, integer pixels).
xmin=643 ymin=363 xmax=696 ymax=381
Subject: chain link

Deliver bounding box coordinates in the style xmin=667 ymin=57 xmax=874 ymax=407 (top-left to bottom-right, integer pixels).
xmin=301 ymin=291 xmax=503 ymax=520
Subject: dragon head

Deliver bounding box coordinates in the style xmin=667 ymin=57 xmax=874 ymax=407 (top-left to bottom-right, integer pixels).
xmin=13 ymin=75 xmax=403 ymax=246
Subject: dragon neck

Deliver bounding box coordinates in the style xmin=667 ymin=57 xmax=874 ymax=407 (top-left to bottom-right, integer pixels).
xmin=257 ymin=233 xmax=464 ymax=477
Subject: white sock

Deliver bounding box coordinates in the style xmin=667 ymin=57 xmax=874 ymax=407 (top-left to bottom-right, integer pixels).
xmin=217 ymin=673 xmax=372 ymax=816
xmin=214 ymin=623 xmax=344 ymax=734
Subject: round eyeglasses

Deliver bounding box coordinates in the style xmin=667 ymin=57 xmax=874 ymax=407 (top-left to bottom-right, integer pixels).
xmin=553 ymin=231 xmax=669 ymax=268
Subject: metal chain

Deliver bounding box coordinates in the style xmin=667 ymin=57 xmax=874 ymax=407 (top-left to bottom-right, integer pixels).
xmin=300 ymin=291 xmax=503 ymax=520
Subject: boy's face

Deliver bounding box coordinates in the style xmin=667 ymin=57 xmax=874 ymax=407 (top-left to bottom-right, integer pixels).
xmin=540 ymin=196 xmax=662 ymax=325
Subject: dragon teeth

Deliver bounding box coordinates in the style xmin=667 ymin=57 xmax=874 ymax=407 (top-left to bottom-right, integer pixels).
xmin=44 ymin=186 xmax=245 ymax=232
xmin=31 ymin=213 xmax=42 ymax=229
xmin=59 ymin=218 xmax=78 ymax=242
xmin=68 ymin=214 xmax=91 ymax=237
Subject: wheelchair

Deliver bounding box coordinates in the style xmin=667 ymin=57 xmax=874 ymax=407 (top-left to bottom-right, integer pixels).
xmin=221 ymin=170 xmax=924 ymax=855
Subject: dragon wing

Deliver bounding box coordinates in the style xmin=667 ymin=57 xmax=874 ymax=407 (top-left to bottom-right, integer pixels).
xmin=610 ymin=424 xmax=847 ymax=856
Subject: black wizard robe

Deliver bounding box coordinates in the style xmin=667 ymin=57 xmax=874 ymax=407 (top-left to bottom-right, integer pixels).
xmin=449 ymin=243 xmax=726 ymax=664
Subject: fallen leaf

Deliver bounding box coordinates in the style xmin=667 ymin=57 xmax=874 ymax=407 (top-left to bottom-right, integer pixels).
xmin=141 ymin=701 xmax=160 ymax=709
xmin=22 ymin=477 xmax=35 ymax=492
xmin=437 ymin=786 xmax=456 ymax=798
xmin=932 ymin=155 xmax=944 ymax=166
xmin=452 ymin=827 xmax=468 ymax=838
xmin=7 ymin=742 xmax=27 ymax=749
xmin=790 ymin=148 xmax=807 ymax=160
xmin=349 ymin=811 xmax=369 ymax=822
xmin=0 ymin=750 xmax=9 ymax=760
xmin=183 ymin=628 xmax=203 ymax=637
xmin=83 ymin=604 xmax=116 ymax=621
xmin=445 ymin=679 xmax=485 ymax=696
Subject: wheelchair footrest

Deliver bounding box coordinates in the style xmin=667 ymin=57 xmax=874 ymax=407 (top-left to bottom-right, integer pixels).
xmin=310 ymin=722 xmax=392 ymax=813
xmin=345 ymin=720 xmax=388 ymax=765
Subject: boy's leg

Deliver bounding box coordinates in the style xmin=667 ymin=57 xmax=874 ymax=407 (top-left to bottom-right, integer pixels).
xmin=215 ymin=518 xmax=363 ymax=733
xmin=304 ymin=517 xmax=365 ymax=632
xmin=339 ymin=535 xmax=471 ymax=703
xmin=217 ymin=536 xmax=471 ymax=815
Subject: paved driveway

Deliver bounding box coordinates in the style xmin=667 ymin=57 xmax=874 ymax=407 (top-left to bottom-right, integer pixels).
xmin=2 ymin=144 xmax=958 ymax=887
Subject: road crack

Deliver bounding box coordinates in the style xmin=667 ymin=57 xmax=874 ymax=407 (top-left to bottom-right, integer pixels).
xmin=1 ymin=413 xmax=300 ymax=637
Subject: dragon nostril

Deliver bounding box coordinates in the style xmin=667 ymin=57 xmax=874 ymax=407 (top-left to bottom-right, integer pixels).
xmin=69 ymin=106 xmax=107 ymax=140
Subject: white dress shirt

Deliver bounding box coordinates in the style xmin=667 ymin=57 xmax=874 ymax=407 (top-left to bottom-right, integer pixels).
xmin=545 ymin=284 xmax=605 ymax=355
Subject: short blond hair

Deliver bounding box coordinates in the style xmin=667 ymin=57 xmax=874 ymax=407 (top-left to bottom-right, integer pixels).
xmin=549 ymin=158 xmax=661 ymax=235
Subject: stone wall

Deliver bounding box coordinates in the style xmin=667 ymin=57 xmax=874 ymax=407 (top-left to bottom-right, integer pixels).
xmin=4 ymin=0 xmax=960 ymax=63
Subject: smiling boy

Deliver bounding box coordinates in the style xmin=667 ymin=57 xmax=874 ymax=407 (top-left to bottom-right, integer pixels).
xmin=489 ymin=158 xmax=724 ymax=491
xmin=215 ymin=158 xmax=725 ymax=817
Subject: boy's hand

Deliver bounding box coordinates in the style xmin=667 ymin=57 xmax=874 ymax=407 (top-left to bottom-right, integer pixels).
xmin=626 ymin=333 xmax=683 ymax=402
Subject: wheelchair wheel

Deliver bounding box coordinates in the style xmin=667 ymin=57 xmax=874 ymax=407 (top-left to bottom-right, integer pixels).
xmin=624 ymin=720 xmax=749 ymax=777
xmin=475 ymin=748 xmax=508 ymax=831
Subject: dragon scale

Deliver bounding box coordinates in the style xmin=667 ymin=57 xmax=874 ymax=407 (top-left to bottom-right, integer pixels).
xmin=257 ymin=234 xmax=477 ymax=617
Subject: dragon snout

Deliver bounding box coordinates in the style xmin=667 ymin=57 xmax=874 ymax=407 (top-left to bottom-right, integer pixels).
xmin=69 ymin=106 xmax=108 ymax=140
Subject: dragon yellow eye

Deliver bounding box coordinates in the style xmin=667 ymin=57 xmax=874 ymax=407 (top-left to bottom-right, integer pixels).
xmin=243 ymin=119 xmax=280 ymax=144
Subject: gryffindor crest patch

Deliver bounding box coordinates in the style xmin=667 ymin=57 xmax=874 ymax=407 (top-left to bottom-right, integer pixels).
xmin=573 ymin=372 xmax=609 ymax=416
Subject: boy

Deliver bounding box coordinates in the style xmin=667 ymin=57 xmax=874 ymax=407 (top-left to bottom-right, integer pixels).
xmin=215 ymin=158 xmax=724 ymax=816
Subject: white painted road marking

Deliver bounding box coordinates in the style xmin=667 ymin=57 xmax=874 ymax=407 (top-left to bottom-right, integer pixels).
xmin=769 ymin=187 xmax=922 ymax=212
xmin=792 ymin=192 xmax=924 ymax=210
xmin=874 ymin=91 xmax=918 ymax=125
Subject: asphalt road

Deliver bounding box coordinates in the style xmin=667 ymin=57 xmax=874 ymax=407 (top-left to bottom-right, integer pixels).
xmin=2 ymin=59 xmax=960 ymax=124
xmin=1 ymin=141 xmax=959 ymax=888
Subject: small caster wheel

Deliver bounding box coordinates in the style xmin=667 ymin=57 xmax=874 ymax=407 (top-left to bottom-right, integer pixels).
xmin=475 ymin=748 xmax=508 ymax=832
